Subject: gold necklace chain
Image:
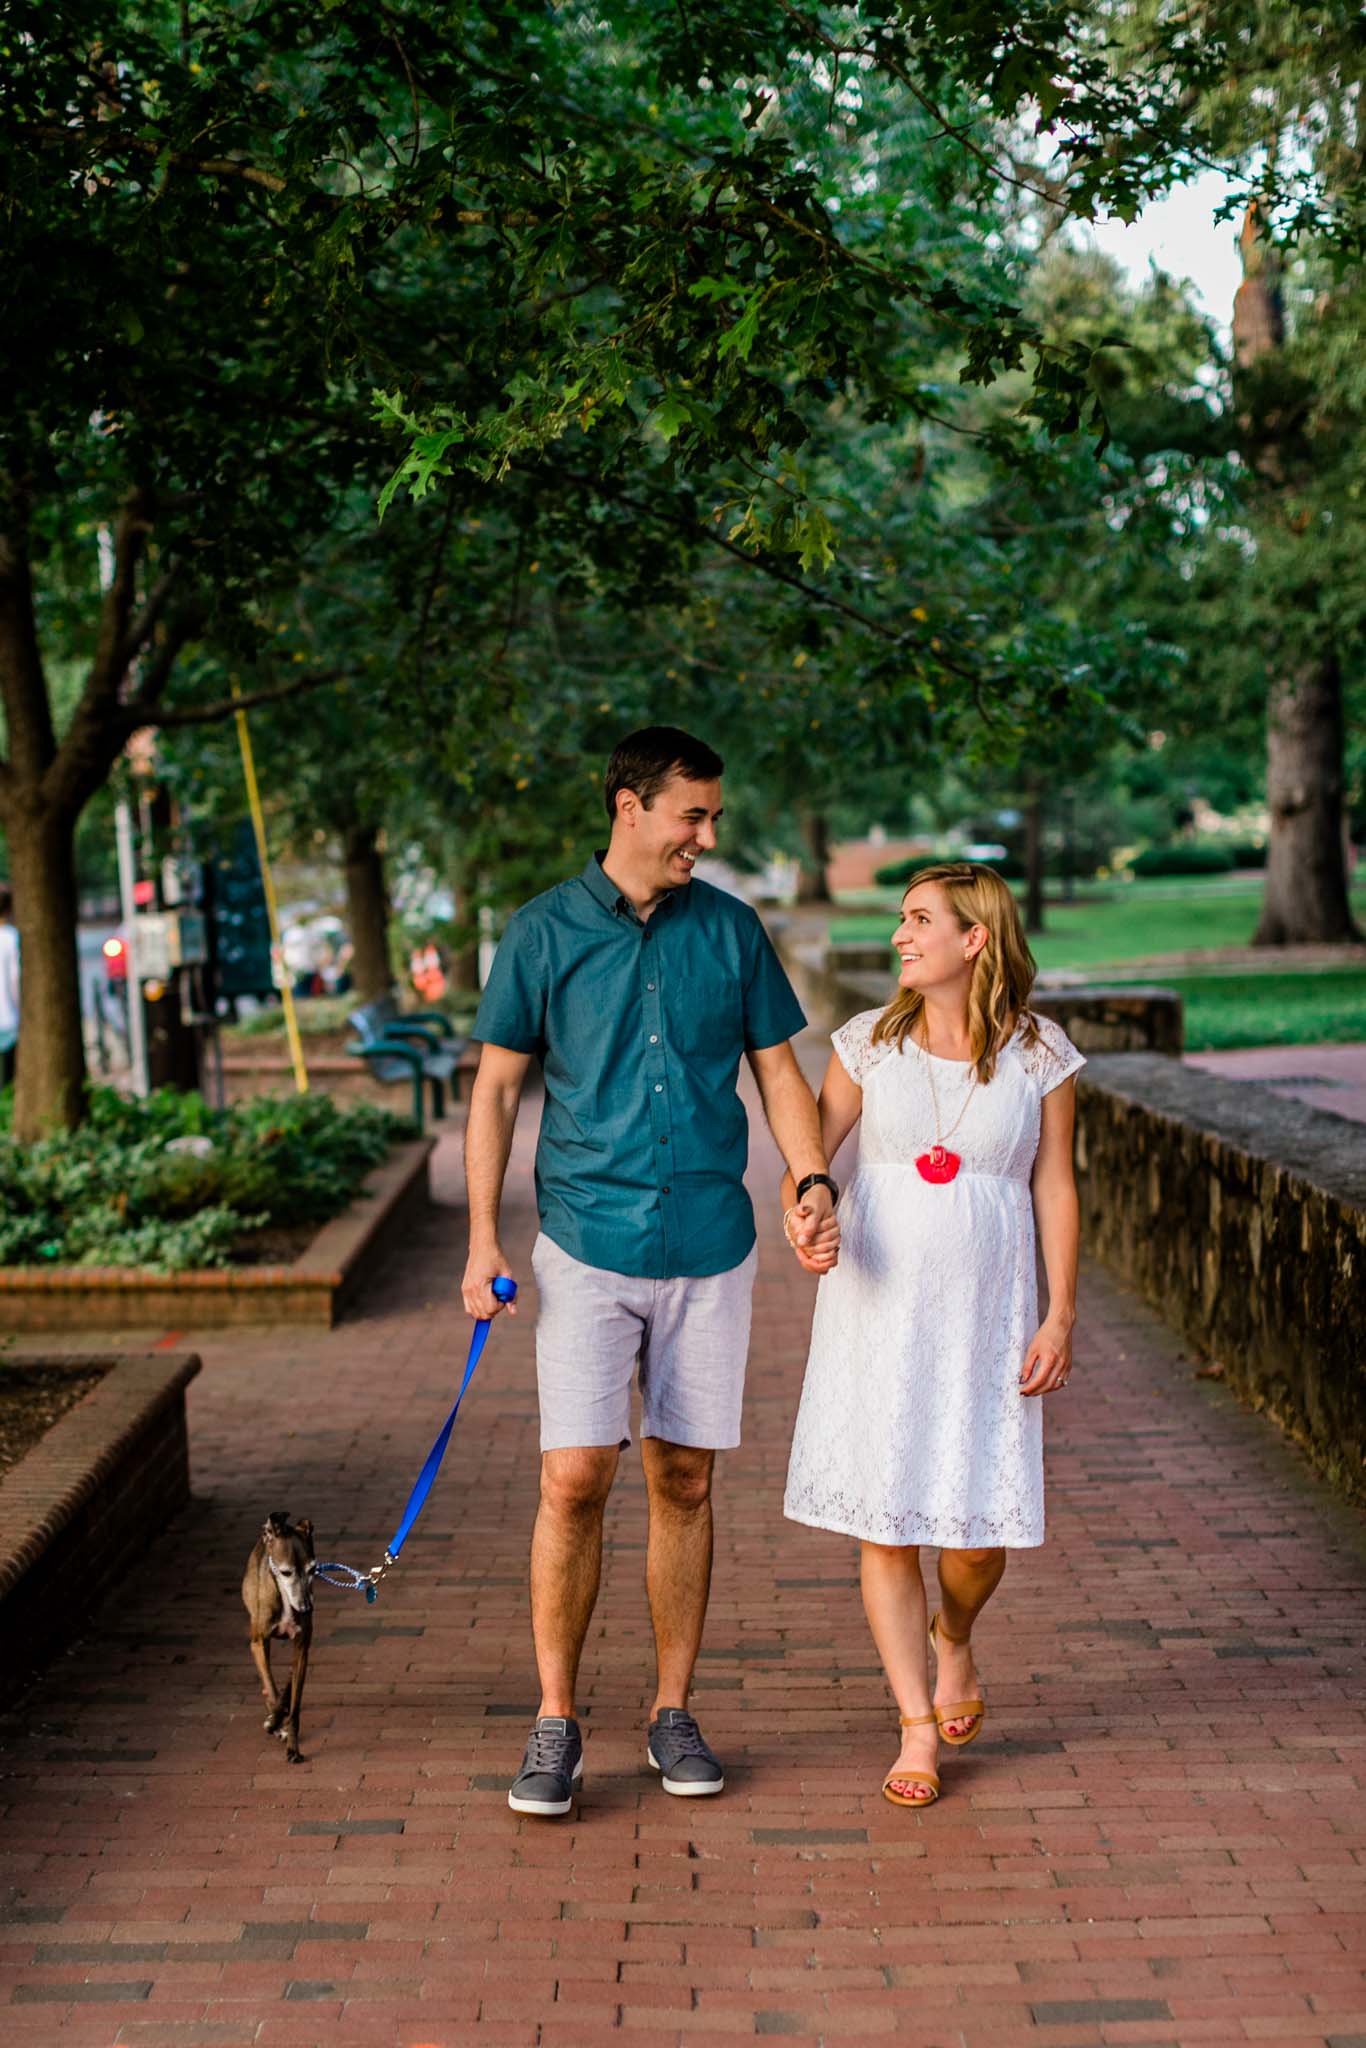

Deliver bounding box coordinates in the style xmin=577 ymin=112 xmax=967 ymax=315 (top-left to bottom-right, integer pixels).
xmin=920 ymin=1016 xmax=977 ymax=1148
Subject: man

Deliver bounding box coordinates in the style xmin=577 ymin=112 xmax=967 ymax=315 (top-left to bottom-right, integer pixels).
xmin=463 ymin=726 xmax=837 ymax=1817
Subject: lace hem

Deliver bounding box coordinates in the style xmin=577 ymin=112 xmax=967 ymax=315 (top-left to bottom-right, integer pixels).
xmin=783 ymin=1492 xmax=1045 ymax=1550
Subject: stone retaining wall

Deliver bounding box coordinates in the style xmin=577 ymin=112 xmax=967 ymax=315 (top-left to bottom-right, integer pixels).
xmin=0 ymin=1352 xmax=201 ymax=1706
xmin=1076 ymin=1055 xmax=1366 ymax=1499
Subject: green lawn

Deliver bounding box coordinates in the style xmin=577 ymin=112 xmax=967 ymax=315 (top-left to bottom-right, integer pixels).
xmin=1154 ymin=970 xmax=1366 ymax=1051
xmin=828 ymin=874 xmax=1366 ymax=974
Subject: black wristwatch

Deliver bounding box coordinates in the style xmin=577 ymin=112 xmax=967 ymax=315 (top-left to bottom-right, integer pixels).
xmin=795 ymin=1172 xmax=839 ymax=1206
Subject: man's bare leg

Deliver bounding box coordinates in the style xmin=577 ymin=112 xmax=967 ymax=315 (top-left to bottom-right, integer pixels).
xmin=531 ymin=1446 xmax=620 ymax=1718
xmin=641 ymin=1438 xmax=715 ymax=1717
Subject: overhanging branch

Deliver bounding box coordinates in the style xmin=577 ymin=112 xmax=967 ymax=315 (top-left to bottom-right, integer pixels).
xmin=140 ymin=668 xmax=340 ymax=731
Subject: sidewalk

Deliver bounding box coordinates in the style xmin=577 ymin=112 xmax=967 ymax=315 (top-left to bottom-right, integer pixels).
xmin=1184 ymin=1044 xmax=1366 ymax=1127
xmin=2 ymin=1031 xmax=1364 ymax=2046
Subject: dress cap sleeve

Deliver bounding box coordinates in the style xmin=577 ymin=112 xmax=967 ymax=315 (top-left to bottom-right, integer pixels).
xmin=1019 ymin=1012 xmax=1086 ymax=1095
xmin=831 ymin=1007 xmax=890 ymax=1087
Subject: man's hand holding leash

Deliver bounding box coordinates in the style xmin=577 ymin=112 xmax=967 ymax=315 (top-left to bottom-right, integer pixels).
xmin=463 ymin=1243 xmax=519 ymax=1321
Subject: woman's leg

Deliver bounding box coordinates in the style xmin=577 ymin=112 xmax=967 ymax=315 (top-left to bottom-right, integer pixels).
xmin=933 ymin=1546 xmax=1006 ymax=1737
xmin=859 ymin=1542 xmax=937 ymax=1800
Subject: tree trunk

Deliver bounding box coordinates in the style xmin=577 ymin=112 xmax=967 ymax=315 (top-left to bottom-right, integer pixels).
xmin=1023 ymin=786 xmax=1045 ymax=935
xmin=447 ymin=855 xmax=482 ymax=994
xmin=5 ymin=799 xmax=87 ymax=1137
xmin=795 ymin=809 xmax=832 ymax=904
xmin=1253 ymin=649 xmax=1362 ymax=945
xmin=342 ymin=822 xmax=393 ymax=999
xmin=1234 ymin=204 xmax=1357 ymax=945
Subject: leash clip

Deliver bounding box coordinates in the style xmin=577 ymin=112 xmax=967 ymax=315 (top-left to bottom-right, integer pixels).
xmin=364 ymin=1550 xmax=398 ymax=1604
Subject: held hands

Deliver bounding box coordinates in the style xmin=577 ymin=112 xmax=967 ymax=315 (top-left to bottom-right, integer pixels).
xmin=784 ymin=1183 xmax=840 ymax=1276
xmin=1018 ymin=1314 xmax=1073 ymax=1396
xmin=462 ymin=1244 xmax=518 ymax=1322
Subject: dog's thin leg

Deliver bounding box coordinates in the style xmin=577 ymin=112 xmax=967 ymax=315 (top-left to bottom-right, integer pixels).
xmin=282 ymin=1635 xmax=309 ymax=1763
xmin=251 ymin=1636 xmax=281 ymax=1728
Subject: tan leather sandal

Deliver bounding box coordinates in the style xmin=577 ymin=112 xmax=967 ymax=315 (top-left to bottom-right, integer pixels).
xmin=882 ymin=1711 xmax=940 ymax=1807
xmin=929 ymin=1610 xmax=986 ymax=1746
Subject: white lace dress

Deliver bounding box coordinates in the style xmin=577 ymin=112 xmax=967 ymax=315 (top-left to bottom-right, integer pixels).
xmin=783 ymin=1009 xmax=1085 ymax=1550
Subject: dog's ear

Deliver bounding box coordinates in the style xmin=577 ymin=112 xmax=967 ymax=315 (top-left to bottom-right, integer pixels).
xmin=294 ymin=1516 xmax=314 ymax=1543
xmin=264 ymin=1511 xmax=290 ymax=1538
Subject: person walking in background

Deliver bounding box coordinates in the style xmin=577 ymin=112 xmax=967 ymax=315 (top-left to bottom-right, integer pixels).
xmin=0 ymin=885 xmax=20 ymax=1091
xmin=782 ymin=863 xmax=1084 ymax=1809
xmin=462 ymin=726 xmax=836 ymax=1818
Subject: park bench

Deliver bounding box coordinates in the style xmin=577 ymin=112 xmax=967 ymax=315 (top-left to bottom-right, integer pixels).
xmin=346 ymin=995 xmax=468 ymax=1128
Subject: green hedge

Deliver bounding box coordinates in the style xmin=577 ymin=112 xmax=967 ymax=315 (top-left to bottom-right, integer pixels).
xmin=1128 ymin=844 xmax=1235 ymax=877
xmin=0 ymin=1088 xmax=413 ymax=1271
xmin=873 ymin=850 xmax=1025 ymax=887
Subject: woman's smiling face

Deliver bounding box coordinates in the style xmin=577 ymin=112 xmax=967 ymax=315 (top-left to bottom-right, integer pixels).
xmin=893 ymin=882 xmax=983 ymax=990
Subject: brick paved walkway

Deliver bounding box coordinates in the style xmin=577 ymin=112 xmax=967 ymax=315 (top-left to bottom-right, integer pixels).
xmin=1184 ymin=1045 xmax=1366 ymax=1128
xmin=3 ymin=1033 xmax=1365 ymax=2046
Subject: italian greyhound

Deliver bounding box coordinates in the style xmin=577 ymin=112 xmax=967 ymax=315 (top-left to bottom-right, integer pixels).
xmin=242 ymin=1511 xmax=315 ymax=1763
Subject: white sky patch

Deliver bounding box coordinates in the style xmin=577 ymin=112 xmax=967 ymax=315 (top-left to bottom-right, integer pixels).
xmin=1080 ymin=169 xmax=1242 ymax=336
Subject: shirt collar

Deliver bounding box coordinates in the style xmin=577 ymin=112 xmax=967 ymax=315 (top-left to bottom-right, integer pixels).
xmin=579 ymin=851 xmax=685 ymax=923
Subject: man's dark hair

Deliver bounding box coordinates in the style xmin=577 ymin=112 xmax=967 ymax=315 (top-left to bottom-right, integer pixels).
xmin=604 ymin=726 xmax=724 ymax=825
xmin=0 ymin=884 xmax=11 ymax=918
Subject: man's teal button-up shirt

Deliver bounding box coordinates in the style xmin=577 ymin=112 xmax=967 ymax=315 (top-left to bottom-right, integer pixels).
xmin=473 ymin=854 xmax=806 ymax=1279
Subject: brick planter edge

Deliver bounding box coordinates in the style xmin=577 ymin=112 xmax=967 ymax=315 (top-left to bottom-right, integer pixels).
xmin=0 ymin=1136 xmax=435 ymax=1331
xmin=0 ymin=1352 xmax=201 ymax=1707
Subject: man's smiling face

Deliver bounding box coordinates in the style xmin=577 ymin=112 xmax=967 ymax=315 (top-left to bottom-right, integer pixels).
xmin=634 ymin=771 xmax=724 ymax=891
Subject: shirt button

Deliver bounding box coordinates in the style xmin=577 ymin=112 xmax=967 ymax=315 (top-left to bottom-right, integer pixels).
xmin=662 ymin=1185 xmax=671 ymax=1194
xmin=654 ymin=1083 xmax=663 ymax=1093
xmin=659 ymin=1135 xmax=669 ymax=1145
xmin=649 ymin=1034 xmax=658 ymax=1044
xmin=646 ymin=982 xmax=656 ymax=991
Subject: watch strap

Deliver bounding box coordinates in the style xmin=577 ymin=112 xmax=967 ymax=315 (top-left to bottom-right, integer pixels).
xmin=795 ymin=1171 xmax=839 ymax=1205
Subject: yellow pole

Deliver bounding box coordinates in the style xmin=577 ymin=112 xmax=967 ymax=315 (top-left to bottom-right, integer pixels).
xmin=233 ymin=685 xmax=308 ymax=1095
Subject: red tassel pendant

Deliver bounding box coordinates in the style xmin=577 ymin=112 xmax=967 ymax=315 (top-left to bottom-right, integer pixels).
xmin=915 ymin=1144 xmax=961 ymax=1184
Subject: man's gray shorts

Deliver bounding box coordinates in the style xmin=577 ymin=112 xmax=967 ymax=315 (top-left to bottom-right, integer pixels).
xmin=530 ymin=1232 xmax=758 ymax=1452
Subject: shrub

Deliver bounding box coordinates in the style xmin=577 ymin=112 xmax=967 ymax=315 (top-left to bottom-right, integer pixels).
xmin=0 ymin=1087 xmax=413 ymax=1272
xmin=1230 ymin=841 xmax=1268 ymax=869
xmin=873 ymin=850 xmax=1025 ymax=887
xmin=1128 ymin=844 xmax=1235 ymax=877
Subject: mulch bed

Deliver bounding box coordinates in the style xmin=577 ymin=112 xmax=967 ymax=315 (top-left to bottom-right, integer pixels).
xmin=230 ymin=1222 xmax=318 ymax=1267
xmin=0 ymin=1361 xmax=114 ymax=1480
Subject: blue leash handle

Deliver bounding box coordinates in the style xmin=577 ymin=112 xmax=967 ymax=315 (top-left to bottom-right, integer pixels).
xmin=313 ymin=1275 xmax=515 ymax=1602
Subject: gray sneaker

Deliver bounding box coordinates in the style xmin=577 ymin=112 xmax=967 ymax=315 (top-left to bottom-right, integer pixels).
xmin=508 ymin=1715 xmax=583 ymax=1816
xmin=647 ymin=1708 xmax=724 ymax=1796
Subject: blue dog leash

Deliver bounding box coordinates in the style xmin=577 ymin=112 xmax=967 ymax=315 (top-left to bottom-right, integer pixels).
xmin=313 ymin=1276 xmax=517 ymax=1602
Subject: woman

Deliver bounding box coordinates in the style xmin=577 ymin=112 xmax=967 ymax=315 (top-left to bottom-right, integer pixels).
xmin=781 ymin=863 xmax=1084 ymax=1808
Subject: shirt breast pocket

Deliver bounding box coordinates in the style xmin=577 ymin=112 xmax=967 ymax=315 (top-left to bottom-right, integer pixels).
xmin=669 ymin=974 xmax=742 ymax=1059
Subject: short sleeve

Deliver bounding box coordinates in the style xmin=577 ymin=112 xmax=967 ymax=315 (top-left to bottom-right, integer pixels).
xmin=831 ymin=1007 xmax=888 ymax=1086
xmin=1019 ymin=1013 xmax=1086 ymax=1095
xmin=740 ymin=916 xmax=806 ymax=1050
xmin=473 ymin=910 xmax=547 ymax=1055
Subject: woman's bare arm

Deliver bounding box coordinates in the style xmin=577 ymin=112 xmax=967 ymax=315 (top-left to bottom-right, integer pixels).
xmin=780 ymin=1052 xmax=863 ymax=1274
xmin=1020 ymin=1076 xmax=1080 ymax=1395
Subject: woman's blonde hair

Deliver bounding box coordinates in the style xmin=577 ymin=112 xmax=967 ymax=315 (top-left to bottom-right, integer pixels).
xmin=870 ymin=862 xmax=1039 ymax=1084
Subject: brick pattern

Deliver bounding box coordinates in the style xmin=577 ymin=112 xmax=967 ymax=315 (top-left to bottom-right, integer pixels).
xmin=0 ymin=1031 xmax=1363 ymax=2045
xmin=0 ymin=1139 xmax=434 ymax=1332
xmin=0 ymin=1354 xmax=200 ymax=1707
